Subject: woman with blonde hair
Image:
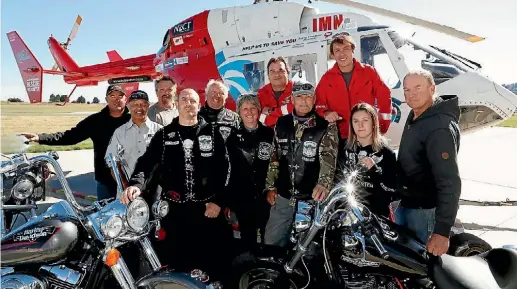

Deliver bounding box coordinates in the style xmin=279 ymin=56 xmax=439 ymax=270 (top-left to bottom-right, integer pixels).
xmin=334 ymin=102 xmax=399 ymax=218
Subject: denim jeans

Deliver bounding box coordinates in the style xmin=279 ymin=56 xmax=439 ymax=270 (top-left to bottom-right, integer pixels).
xmin=96 ymin=181 xmax=113 ymax=201
xmin=395 ymin=205 xmax=436 ymax=243
xmin=264 ymin=195 xmax=296 ymax=247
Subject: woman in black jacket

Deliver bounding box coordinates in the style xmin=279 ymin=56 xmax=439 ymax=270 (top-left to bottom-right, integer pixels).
xmin=334 ymin=102 xmax=399 ymax=219
xmin=226 ymin=94 xmax=274 ymax=249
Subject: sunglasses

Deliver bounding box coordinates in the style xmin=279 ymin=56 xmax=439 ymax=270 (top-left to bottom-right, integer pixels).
xmin=292 ymin=83 xmax=314 ymax=92
xmin=130 ymin=91 xmax=147 ymax=98
xmin=332 ymin=31 xmax=351 ymax=39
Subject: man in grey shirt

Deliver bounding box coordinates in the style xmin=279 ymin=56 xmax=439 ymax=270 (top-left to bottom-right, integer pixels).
xmin=148 ymin=75 xmax=179 ymax=126
xmin=106 ymin=90 xmax=163 ymax=190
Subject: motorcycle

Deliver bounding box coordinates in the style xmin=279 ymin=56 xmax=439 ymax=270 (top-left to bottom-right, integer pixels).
xmin=1 ymin=151 xmax=220 ymax=289
xmin=1 ymin=151 xmax=56 ymax=235
xmin=230 ymin=168 xmax=517 ymax=289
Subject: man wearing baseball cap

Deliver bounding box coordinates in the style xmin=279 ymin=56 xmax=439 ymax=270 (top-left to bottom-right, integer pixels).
xmin=21 ymin=84 xmax=131 ymax=200
xmin=105 ymin=90 xmax=163 ymax=192
xmin=263 ymin=80 xmax=339 ymax=247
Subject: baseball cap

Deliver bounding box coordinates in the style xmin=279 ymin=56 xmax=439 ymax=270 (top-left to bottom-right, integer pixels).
xmin=106 ymin=85 xmax=126 ymax=96
xmin=292 ymin=80 xmax=315 ymax=97
xmin=129 ymin=90 xmax=149 ymax=102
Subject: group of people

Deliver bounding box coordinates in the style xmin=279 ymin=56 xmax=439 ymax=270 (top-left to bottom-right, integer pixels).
xmin=22 ymin=33 xmax=462 ymax=283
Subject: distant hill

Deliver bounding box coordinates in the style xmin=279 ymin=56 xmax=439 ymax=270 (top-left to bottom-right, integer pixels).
xmin=503 ymin=83 xmax=517 ymax=95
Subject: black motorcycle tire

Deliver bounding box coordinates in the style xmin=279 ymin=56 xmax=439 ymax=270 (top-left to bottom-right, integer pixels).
xmin=229 ymin=251 xmax=304 ymax=289
xmin=448 ymin=232 xmax=492 ymax=257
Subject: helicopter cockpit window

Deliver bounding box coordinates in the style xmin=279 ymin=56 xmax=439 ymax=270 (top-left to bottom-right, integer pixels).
xmin=390 ymin=31 xmax=463 ymax=85
xmin=360 ymin=35 xmax=400 ymax=89
xmin=243 ymin=62 xmax=266 ymax=93
xmin=162 ymin=29 xmax=171 ymax=50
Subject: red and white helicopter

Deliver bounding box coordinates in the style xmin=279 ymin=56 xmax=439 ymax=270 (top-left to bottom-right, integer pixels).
xmin=9 ymin=0 xmax=517 ymax=147
xmin=153 ymin=0 xmax=517 ymax=147
xmin=7 ymin=15 xmax=154 ymax=105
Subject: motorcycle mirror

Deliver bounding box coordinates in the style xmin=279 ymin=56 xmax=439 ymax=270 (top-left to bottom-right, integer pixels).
xmin=1 ymin=134 xmax=31 ymax=154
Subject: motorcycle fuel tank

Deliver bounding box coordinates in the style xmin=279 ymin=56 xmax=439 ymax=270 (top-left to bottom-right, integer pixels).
xmin=1 ymin=201 xmax=80 ymax=267
xmin=363 ymin=218 xmax=430 ymax=277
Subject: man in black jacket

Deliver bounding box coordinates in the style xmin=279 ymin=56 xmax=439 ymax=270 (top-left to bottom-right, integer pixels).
xmin=396 ymin=70 xmax=461 ymax=256
xmin=21 ymin=85 xmax=131 ymax=200
xmin=121 ymin=88 xmax=232 ymax=285
xmin=199 ymin=79 xmax=240 ymax=142
xmin=226 ymin=93 xmax=274 ymax=249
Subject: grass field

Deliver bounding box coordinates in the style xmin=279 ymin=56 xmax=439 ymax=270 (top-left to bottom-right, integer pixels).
xmin=1 ymin=102 xmax=103 ymax=153
xmin=499 ymin=115 xmax=517 ymax=128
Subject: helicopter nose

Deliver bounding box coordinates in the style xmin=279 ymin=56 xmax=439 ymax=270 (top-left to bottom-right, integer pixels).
xmin=494 ymin=82 xmax=517 ymax=116
xmin=439 ymin=71 xmax=517 ymax=132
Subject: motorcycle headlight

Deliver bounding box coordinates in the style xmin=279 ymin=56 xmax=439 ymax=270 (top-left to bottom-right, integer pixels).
xmin=12 ymin=179 xmax=34 ymax=200
xmin=294 ymin=213 xmax=311 ymax=232
xmin=101 ymin=215 xmax=124 ymax=239
xmin=126 ymin=198 xmax=149 ymax=232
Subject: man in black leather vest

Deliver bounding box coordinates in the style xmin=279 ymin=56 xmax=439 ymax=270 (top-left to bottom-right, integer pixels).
xmin=227 ymin=93 xmax=275 ymax=249
xmin=120 ymin=88 xmax=232 ymax=285
xmin=263 ymin=80 xmax=339 ymax=247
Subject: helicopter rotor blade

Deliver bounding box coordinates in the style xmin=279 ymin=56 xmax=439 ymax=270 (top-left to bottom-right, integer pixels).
xmin=322 ymin=0 xmax=485 ymax=42
xmin=51 ymin=15 xmax=82 ymax=71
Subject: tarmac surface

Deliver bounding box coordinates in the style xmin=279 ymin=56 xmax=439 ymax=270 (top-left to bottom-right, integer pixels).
xmin=19 ymin=126 xmax=517 ymax=249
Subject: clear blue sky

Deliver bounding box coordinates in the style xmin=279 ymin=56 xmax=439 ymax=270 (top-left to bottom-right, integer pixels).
xmin=2 ymin=0 xmax=515 ymax=102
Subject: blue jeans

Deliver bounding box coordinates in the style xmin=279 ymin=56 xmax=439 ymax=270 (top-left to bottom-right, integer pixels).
xmin=395 ymin=205 xmax=435 ymax=244
xmin=264 ymin=195 xmax=296 ymax=247
xmin=96 ymin=181 xmax=113 ymax=201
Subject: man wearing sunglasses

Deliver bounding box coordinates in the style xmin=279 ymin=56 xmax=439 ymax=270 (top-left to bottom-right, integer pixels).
xmin=315 ymin=33 xmax=392 ymax=143
xmin=257 ymin=57 xmax=294 ymax=127
xmin=20 ymin=84 xmax=131 ymax=201
xmin=263 ymin=80 xmax=339 ymax=247
xmin=105 ymin=90 xmax=163 ymax=191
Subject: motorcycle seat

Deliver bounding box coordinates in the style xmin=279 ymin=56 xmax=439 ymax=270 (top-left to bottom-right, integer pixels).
xmin=432 ymin=248 xmax=517 ymax=289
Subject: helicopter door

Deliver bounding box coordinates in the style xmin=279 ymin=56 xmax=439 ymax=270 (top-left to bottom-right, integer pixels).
xmin=286 ymin=53 xmax=318 ymax=84
xmin=358 ymin=32 xmax=404 ymax=89
xmin=355 ymin=30 xmax=410 ymax=147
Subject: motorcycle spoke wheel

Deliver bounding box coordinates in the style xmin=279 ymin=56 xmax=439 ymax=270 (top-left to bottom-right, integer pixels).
xmin=238 ymin=268 xmax=298 ymax=289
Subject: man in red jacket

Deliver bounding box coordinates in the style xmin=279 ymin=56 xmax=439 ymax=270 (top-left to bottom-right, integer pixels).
xmin=315 ymin=33 xmax=392 ymax=140
xmin=257 ymin=57 xmax=294 ymax=127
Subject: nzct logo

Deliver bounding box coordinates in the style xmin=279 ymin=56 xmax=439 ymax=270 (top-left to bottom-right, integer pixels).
xmin=173 ymin=20 xmax=194 ymax=35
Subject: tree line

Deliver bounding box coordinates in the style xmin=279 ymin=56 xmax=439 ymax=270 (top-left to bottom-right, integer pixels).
xmin=6 ymin=95 xmax=102 ymax=103
xmin=49 ymin=94 xmax=100 ymax=104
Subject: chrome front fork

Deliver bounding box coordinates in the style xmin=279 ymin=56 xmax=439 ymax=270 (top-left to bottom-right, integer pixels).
xmin=0 ymin=210 xmax=6 ymax=236
xmin=139 ymin=237 xmax=162 ymax=271
xmin=110 ymin=256 xmax=137 ymax=289
xmin=107 ymin=237 xmax=162 ymax=289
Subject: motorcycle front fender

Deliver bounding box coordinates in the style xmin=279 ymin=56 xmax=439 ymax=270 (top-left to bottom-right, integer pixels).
xmin=136 ymin=268 xmax=207 ymax=289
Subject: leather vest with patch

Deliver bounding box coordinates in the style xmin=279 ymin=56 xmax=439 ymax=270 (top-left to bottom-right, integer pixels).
xmin=228 ymin=123 xmax=274 ymax=200
xmin=199 ymin=106 xmax=240 ymax=143
xmin=275 ymin=114 xmax=328 ymax=200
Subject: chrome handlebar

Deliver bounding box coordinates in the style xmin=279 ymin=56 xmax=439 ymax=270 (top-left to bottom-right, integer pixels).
xmin=315 ymin=178 xmax=389 ymax=259
xmin=28 ymin=154 xmax=95 ymax=212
